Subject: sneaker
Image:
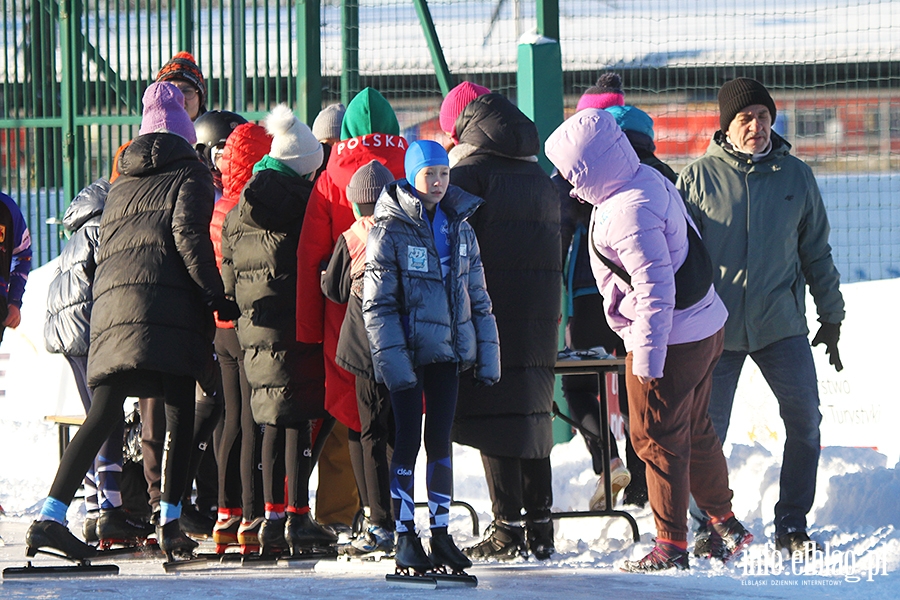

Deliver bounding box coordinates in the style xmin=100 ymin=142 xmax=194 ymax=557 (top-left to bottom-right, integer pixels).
xmin=237 ymin=517 xmax=264 ymax=555
xmin=97 ymin=507 xmax=154 ymax=547
xmin=526 ymin=518 xmax=555 ymax=560
xmin=213 ymin=515 xmax=241 ymax=552
xmin=589 ymin=458 xmax=631 ymax=511
xmin=179 ymin=505 xmax=215 ymax=539
xmin=775 ymin=530 xmax=823 ymax=556
xmin=463 ymin=520 xmax=525 ymax=561
xmin=692 ymin=520 xmax=714 ymax=558
xmin=709 ymin=516 xmax=754 ymax=563
xmin=285 ymin=512 xmax=338 ymax=555
xmin=394 ymin=532 xmax=432 ymax=573
xmin=258 ymin=517 xmax=288 ymax=556
xmin=26 ymin=520 xmax=98 ymax=560
xmin=344 ymin=525 xmax=395 ymax=556
xmin=82 ymin=511 xmax=100 ymax=544
xmin=621 ymin=540 xmax=690 ymax=572
xmin=156 ymin=519 xmax=199 ymax=558
xmin=429 ymin=528 xmax=471 ymax=572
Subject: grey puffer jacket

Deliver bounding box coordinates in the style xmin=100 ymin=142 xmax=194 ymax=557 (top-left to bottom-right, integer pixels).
xmin=88 ymin=133 xmax=224 ymax=390
xmin=363 ymin=182 xmax=500 ymax=392
xmin=44 ymin=179 xmax=110 ymax=357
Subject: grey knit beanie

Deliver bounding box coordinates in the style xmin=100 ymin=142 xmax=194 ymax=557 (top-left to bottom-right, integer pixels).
xmin=347 ymin=160 xmax=394 ymax=205
xmin=312 ymin=103 xmax=346 ymax=142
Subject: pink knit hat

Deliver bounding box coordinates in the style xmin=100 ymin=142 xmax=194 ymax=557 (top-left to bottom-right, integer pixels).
xmin=576 ymin=73 xmax=625 ymax=112
xmin=139 ymin=82 xmax=197 ymax=145
xmin=439 ymin=81 xmax=491 ymax=141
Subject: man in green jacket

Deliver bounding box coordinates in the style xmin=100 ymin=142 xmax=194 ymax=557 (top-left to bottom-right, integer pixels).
xmin=677 ymin=78 xmax=845 ymax=556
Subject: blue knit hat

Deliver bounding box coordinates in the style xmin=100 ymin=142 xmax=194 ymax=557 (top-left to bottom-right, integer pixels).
xmin=605 ymin=105 xmax=655 ymax=141
xmin=404 ymin=140 xmax=449 ymax=185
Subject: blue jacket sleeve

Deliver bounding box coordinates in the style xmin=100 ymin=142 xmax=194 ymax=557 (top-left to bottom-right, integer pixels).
xmin=1 ymin=193 xmax=32 ymax=307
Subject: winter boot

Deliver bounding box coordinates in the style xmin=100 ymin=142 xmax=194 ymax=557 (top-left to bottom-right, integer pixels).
xmin=96 ymin=507 xmax=154 ymax=548
xmin=589 ymin=457 xmax=632 ymax=511
xmin=775 ymin=530 xmax=822 ymax=557
xmin=345 ymin=524 xmax=395 ymax=556
xmin=213 ymin=515 xmax=241 ymax=553
xmin=464 ymin=520 xmax=525 ymax=561
xmin=258 ymin=517 xmax=288 ymax=556
xmin=394 ymin=532 xmax=433 ymax=574
xmin=179 ymin=505 xmax=215 ymax=539
xmin=26 ymin=520 xmax=98 ymax=560
xmin=525 ymin=518 xmax=555 ymax=560
xmin=285 ymin=512 xmax=338 ymax=555
xmin=692 ymin=519 xmax=714 ymax=558
xmin=237 ymin=517 xmax=264 ymax=555
xmin=709 ymin=516 xmax=753 ymax=563
xmin=428 ymin=528 xmax=472 ymax=572
xmin=621 ymin=540 xmax=690 ymax=573
xmin=155 ymin=519 xmax=199 ymax=559
xmin=82 ymin=511 xmax=100 ymax=544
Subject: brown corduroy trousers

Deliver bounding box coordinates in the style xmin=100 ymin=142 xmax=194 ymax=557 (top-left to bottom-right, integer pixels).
xmin=625 ymin=328 xmax=733 ymax=542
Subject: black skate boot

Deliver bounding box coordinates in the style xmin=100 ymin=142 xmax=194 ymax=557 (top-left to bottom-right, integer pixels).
xmin=156 ymin=520 xmax=199 ymax=559
xmin=26 ymin=520 xmax=98 ymax=560
xmin=179 ymin=505 xmax=215 ymax=539
xmin=464 ymin=520 xmax=525 ymax=561
xmin=96 ymin=507 xmax=154 ymax=549
xmin=285 ymin=512 xmax=338 ymax=556
xmin=428 ymin=528 xmax=472 ymax=572
xmin=82 ymin=511 xmax=99 ymax=544
xmin=525 ymin=518 xmax=555 ymax=560
xmin=258 ymin=517 xmax=288 ymax=556
xmin=394 ymin=532 xmax=433 ymax=574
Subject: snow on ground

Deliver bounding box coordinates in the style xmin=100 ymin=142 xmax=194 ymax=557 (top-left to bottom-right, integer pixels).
xmin=1 ymin=270 xmax=898 ymax=597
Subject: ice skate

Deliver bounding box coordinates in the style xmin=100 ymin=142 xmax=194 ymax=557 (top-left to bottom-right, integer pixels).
xmin=237 ymin=517 xmax=264 ymax=555
xmin=258 ymin=517 xmax=288 ymax=556
xmin=179 ymin=505 xmax=215 ymax=539
xmin=82 ymin=511 xmax=99 ymax=544
xmin=4 ymin=520 xmax=119 ymax=579
xmin=212 ymin=515 xmax=241 ymax=554
xmin=341 ymin=524 xmax=395 ymax=559
xmin=284 ymin=512 xmax=338 ymax=558
xmin=96 ymin=507 xmax=154 ymax=550
xmin=385 ymin=532 xmax=438 ymax=588
xmin=157 ymin=520 xmax=206 ymax=572
xmin=427 ymin=529 xmax=477 ymax=587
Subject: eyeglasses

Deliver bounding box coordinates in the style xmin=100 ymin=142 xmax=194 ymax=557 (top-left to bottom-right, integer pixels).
xmin=175 ymin=85 xmax=198 ymax=100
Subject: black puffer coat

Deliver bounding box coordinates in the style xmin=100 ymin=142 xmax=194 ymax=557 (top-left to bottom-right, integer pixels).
xmin=221 ymin=165 xmax=326 ymax=426
xmin=449 ymin=93 xmax=562 ymax=459
xmin=45 ymin=179 xmax=109 ymax=357
xmin=88 ymin=134 xmax=224 ymax=390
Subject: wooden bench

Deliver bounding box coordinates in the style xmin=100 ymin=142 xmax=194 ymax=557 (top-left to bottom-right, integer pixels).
xmin=45 ymin=414 xmax=85 ymax=460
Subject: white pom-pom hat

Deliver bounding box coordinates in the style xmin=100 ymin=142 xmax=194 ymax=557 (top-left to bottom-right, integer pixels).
xmin=265 ymin=104 xmax=323 ymax=176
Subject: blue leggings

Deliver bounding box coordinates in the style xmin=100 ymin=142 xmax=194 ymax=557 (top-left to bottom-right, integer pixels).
xmin=389 ymin=362 xmax=458 ymax=533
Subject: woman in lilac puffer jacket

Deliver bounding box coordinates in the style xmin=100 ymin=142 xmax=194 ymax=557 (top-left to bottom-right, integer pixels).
xmin=545 ymin=109 xmax=753 ymax=572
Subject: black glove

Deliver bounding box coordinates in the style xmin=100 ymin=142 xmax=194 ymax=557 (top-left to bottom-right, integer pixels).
xmin=210 ymin=297 xmax=241 ymax=322
xmin=811 ymin=321 xmax=843 ymax=372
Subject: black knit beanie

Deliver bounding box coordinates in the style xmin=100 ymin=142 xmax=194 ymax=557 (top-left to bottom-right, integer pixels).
xmin=718 ymin=77 xmax=776 ymax=133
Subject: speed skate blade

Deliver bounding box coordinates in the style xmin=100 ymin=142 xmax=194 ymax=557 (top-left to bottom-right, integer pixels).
xmin=4 ymin=563 xmax=119 ymax=579
xmin=432 ymin=573 xmax=478 ymax=587
xmin=162 ymin=557 xmax=209 ymax=573
xmin=385 ymin=573 xmax=438 ymax=588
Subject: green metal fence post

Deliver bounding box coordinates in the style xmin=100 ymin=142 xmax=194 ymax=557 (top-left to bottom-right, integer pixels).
xmin=59 ymin=0 xmax=86 ymax=202
xmin=412 ymin=0 xmax=454 ymax=95
xmin=341 ymin=0 xmax=360 ymax=107
xmin=297 ymin=0 xmax=322 ymax=125
xmin=517 ymin=38 xmax=564 ymax=174
xmin=177 ymin=0 xmax=193 ymax=55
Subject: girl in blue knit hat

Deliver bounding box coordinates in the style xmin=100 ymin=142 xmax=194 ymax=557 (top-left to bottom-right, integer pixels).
xmin=362 ymin=140 xmax=500 ymax=578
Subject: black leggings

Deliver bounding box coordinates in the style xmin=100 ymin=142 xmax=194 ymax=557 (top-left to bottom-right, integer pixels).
xmin=351 ymin=377 xmax=394 ymax=529
xmin=50 ymin=371 xmax=195 ymax=509
xmin=481 ymin=453 xmax=553 ymax=523
xmin=261 ymin=423 xmax=313 ymax=510
xmin=214 ymin=328 xmax=263 ymax=517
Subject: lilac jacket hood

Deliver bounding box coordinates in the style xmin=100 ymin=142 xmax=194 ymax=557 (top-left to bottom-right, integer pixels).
xmin=545 ymin=109 xmax=726 ymax=378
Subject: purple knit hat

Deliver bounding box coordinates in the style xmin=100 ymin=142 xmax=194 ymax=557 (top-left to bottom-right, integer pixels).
xmin=439 ymin=81 xmax=492 ymax=141
xmin=576 ymin=73 xmax=625 ymax=112
xmin=139 ymin=82 xmax=197 ymax=145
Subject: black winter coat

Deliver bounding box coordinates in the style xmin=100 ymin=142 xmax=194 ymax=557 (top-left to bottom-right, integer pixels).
xmin=449 ymin=93 xmax=562 ymax=459
xmin=221 ymin=166 xmax=326 ymax=426
xmin=88 ymin=134 xmax=224 ymax=391
xmin=45 ymin=179 xmax=109 ymax=357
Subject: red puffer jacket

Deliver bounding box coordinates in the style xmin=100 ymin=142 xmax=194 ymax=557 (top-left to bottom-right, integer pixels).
xmin=296 ymin=133 xmax=407 ymax=430
xmin=211 ymin=122 xmax=272 ymax=328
